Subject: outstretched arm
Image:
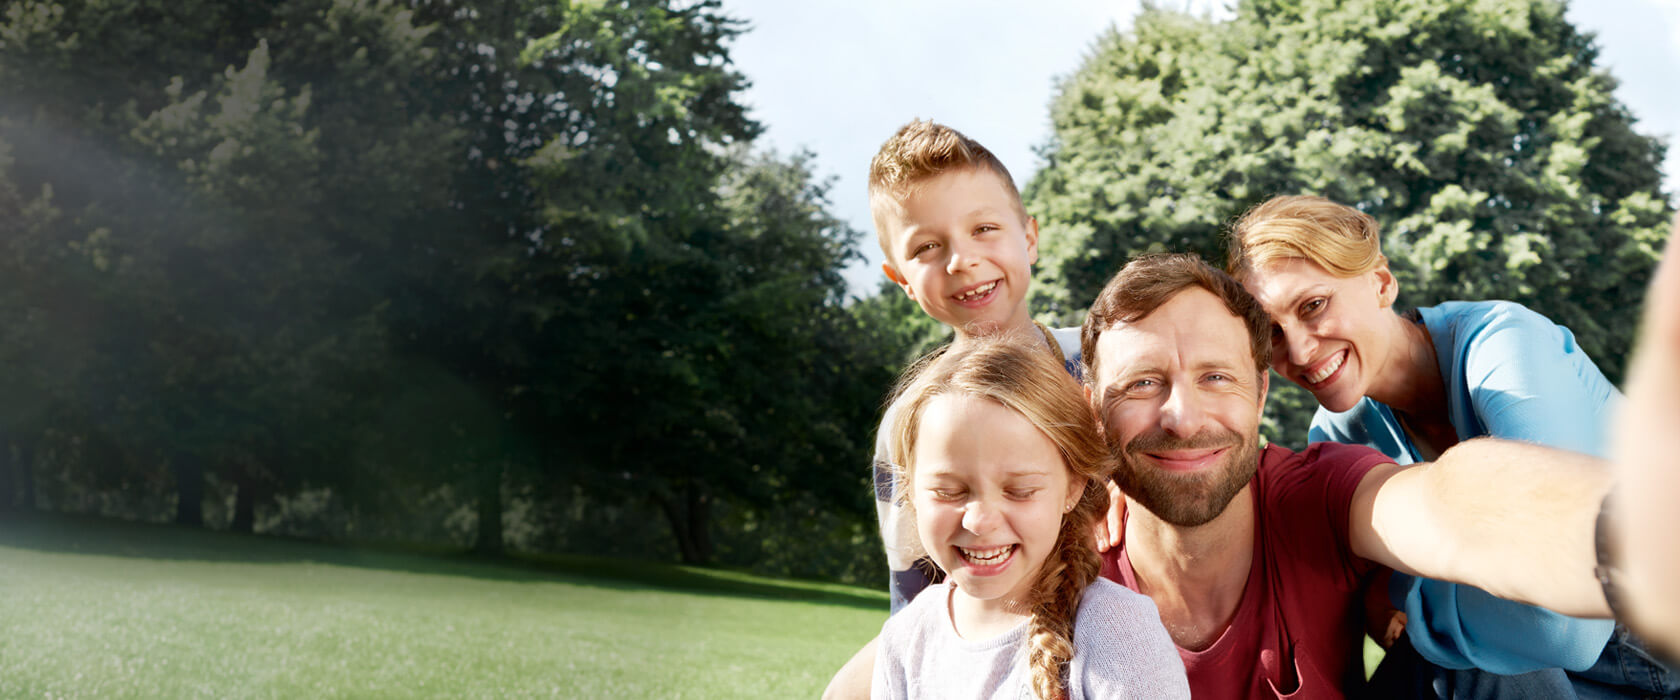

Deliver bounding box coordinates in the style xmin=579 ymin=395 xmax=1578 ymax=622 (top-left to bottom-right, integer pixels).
xmin=1613 ymin=213 xmax=1680 ymax=654
xmin=1348 ymin=438 xmax=1612 ymax=619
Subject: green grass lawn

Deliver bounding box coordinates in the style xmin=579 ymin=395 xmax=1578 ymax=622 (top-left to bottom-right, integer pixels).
xmin=0 ymin=514 xmax=888 ymax=698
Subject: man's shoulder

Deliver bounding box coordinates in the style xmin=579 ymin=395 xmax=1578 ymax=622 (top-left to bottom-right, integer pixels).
xmin=1254 ymin=442 xmax=1394 ymax=512
xmin=1260 ymin=441 xmax=1391 ymax=475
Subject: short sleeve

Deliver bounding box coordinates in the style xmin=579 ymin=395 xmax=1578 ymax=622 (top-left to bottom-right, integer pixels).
xmin=1266 ymin=443 xmax=1393 ymax=589
xmin=1071 ymin=580 xmax=1191 ymax=699
xmin=1452 ymin=302 xmax=1621 ymax=457
xmin=871 ymin=619 xmax=908 ymax=700
xmin=874 ymin=398 xmax=934 ymax=612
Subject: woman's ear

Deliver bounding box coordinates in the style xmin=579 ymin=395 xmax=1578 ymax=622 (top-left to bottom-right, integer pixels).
xmin=1373 ymin=260 xmax=1400 ymax=309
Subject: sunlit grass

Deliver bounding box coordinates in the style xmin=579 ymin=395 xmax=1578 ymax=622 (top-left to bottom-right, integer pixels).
xmin=0 ymin=514 xmax=887 ymax=698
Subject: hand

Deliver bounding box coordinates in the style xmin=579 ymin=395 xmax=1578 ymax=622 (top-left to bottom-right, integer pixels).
xmin=1092 ymin=479 xmax=1126 ymax=552
xmin=1613 ymin=213 xmax=1680 ymax=657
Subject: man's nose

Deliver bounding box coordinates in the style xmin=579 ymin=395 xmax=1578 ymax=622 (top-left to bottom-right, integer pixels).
xmin=1159 ymin=386 xmax=1209 ymax=438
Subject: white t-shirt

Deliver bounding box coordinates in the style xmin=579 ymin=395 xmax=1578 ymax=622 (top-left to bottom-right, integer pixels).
xmin=871 ymin=578 xmax=1190 ymax=699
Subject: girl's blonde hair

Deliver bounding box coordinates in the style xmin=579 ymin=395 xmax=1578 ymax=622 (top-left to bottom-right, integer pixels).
xmin=886 ymin=335 xmax=1113 ymax=700
xmin=1226 ymin=194 xmax=1387 ymax=282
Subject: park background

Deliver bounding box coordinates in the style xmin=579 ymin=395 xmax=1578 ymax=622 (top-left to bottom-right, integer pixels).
xmin=0 ymin=0 xmax=1674 ymax=696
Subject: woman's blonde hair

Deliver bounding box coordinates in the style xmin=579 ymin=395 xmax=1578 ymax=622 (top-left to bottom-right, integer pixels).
xmin=1226 ymin=194 xmax=1387 ymax=282
xmin=886 ymin=335 xmax=1113 ymax=700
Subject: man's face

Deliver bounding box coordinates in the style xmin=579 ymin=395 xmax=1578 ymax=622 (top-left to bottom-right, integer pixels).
xmin=878 ymin=168 xmax=1038 ymax=337
xmin=1091 ymin=287 xmax=1268 ymax=527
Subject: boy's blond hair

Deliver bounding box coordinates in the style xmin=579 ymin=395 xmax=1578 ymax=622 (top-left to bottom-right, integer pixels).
xmin=867 ymin=120 xmax=1026 ymax=258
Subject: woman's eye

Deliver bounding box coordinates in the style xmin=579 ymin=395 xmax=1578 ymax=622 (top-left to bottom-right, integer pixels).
xmin=1302 ymin=298 xmax=1325 ymax=315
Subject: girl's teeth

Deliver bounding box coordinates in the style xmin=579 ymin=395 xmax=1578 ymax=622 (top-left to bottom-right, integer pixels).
xmin=958 ymin=545 xmax=1013 ymax=564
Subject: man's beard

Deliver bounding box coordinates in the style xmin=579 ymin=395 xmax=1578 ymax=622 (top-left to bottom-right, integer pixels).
xmin=1109 ymin=427 xmax=1259 ymax=528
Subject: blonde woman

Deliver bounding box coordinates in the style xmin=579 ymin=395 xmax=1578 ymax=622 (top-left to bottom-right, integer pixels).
xmin=1227 ymin=194 xmax=1674 ymax=697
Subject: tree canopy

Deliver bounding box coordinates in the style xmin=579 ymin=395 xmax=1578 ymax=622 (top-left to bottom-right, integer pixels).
xmin=1025 ymin=0 xmax=1673 ymax=440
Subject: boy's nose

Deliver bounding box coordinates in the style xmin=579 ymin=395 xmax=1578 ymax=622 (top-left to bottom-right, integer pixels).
xmin=945 ymin=240 xmax=980 ymax=273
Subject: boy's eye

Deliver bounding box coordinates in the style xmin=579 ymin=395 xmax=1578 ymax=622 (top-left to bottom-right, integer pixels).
xmin=975 ymin=224 xmax=998 ymax=235
xmin=913 ymin=241 xmax=940 ymax=257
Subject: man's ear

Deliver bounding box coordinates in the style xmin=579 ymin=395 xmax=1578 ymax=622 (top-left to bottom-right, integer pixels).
xmin=1255 ymin=369 xmax=1270 ymax=424
xmin=883 ymin=262 xmax=913 ymax=299
xmin=1025 ymin=215 xmax=1040 ymax=266
xmin=1374 ymin=261 xmax=1399 ymax=309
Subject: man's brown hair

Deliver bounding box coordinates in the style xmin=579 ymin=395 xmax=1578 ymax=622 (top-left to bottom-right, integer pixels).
xmin=867 ymin=119 xmax=1024 ymax=258
xmin=1080 ymin=253 xmax=1272 ymax=384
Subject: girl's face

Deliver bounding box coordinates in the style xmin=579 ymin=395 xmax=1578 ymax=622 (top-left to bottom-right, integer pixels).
xmin=910 ymin=393 xmax=1083 ymax=612
xmin=1242 ymin=257 xmax=1398 ymax=412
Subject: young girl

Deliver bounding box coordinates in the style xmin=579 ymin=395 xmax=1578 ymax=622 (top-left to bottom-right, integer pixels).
xmin=871 ymin=336 xmax=1188 ymax=699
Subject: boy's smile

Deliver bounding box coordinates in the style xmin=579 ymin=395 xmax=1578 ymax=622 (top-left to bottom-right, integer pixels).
xmin=880 ymin=167 xmax=1038 ymax=338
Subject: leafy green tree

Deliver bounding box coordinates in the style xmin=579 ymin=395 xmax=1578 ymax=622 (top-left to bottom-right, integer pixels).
xmin=1026 ymin=0 xmax=1672 ymax=442
xmin=0 ymin=0 xmax=458 ymax=528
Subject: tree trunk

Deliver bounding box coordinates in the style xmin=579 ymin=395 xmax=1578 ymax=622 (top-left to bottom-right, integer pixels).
xmin=0 ymin=441 xmax=15 ymax=515
xmin=473 ymin=460 xmax=503 ymax=555
xmin=230 ymin=466 xmax=256 ymax=534
xmin=172 ymin=453 xmax=204 ymax=527
xmin=656 ymin=481 xmax=712 ymax=564
xmin=17 ymin=440 xmax=36 ymax=512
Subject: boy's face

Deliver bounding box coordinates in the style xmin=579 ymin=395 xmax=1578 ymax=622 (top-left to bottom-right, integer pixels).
xmin=880 ymin=168 xmax=1038 ymax=337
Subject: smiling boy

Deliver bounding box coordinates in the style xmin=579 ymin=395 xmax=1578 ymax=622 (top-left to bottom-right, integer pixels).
xmin=865 ymin=119 xmax=1084 ymax=611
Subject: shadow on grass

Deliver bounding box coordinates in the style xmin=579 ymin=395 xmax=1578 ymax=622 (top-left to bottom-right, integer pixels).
xmin=0 ymin=511 xmax=888 ymax=612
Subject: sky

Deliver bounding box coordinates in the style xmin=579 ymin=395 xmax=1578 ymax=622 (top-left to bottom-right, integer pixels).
xmin=720 ymin=0 xmax=1680 ymax=297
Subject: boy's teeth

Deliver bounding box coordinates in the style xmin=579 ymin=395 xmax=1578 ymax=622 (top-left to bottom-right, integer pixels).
xmin=957 ymin=281 xmax=997 ymax=300
xmin=958 ymin=545 xmax=1014 ymax=564
xmin=1307 ymin=352 xmax=1344 ymax=384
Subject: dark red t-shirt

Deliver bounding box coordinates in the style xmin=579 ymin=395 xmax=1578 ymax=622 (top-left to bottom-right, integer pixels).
xmin=1103 ymin=442 xmax=1392 ymax=699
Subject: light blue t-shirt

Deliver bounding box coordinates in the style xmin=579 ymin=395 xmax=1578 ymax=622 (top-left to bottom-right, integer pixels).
xmin=1310 ymin=300 xmax=1619 ymax=674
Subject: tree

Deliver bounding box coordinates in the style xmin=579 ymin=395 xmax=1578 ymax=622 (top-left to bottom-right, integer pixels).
xmin=1025 ymin=0 xmax=1673 ymax=442
xmin=0 ymin=0 xmax=458 ymax=528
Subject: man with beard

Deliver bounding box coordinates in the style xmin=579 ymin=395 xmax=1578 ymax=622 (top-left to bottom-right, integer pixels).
xmin=1084 ymin=253 xmax=1616 ymax=698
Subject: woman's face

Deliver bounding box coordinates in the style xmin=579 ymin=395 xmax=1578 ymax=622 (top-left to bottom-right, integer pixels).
xmin=1242 ymin=257 xmax=1397 ymax=413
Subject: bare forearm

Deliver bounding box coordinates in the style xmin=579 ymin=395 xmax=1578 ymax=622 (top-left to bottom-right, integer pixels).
xmin=1362 ymin=438 xmax=1612 ymax=618
xmin=1611 ymin=212 xmax=1680 ymax=654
